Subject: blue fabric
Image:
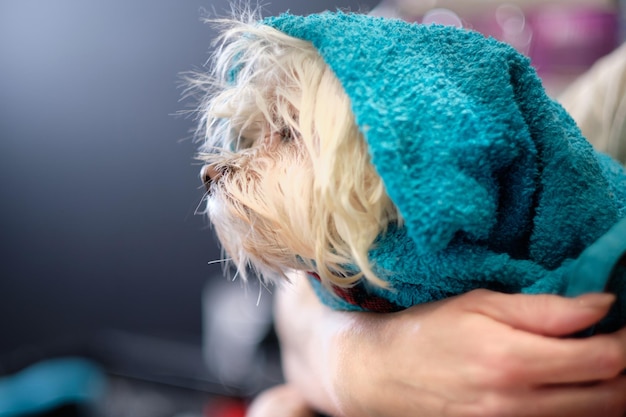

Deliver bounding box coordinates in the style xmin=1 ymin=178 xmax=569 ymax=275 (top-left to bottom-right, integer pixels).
xmin=263 ymin=12 xmax=626 ymax=330
xmin=0 ymin=357 xmax=105 ymax=417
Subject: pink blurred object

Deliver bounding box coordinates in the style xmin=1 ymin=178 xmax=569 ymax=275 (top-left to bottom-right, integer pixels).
xmin=417 ymin=4 xmax=620 ymax=78
xmin=387 ymin=2 xmax=621 ymax=94
xmin=468 ymin=5 xmax=620 ymax=77
xmin=528 ymin=6 xmax=620 ymax=76
xmin=469 ymin=5 xmax=534 ymax=56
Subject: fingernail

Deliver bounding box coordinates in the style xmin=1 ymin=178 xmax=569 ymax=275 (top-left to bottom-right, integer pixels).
xmin=577 ymin=292 xmax=616 ymax=308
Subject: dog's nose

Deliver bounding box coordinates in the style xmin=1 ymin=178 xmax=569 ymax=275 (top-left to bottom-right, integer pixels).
xmin=201 ymin=164 xmax=221 ymax=191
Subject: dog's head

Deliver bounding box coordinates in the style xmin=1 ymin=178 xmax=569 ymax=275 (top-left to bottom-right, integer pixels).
xmin=186 ymin=11 xmax=626 ymax=315
xmin=192 ymin=19 xmax=399 ymax=288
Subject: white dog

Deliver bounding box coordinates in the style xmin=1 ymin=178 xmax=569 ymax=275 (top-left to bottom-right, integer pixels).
xmin=190 ymin=11 xmax=626 ymax=316
xmin=194 ymin=17 xmax=397 ymax=291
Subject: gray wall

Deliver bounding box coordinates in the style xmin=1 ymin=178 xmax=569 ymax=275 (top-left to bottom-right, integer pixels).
xmin=0 ymin=0 xmax=378 ymax=360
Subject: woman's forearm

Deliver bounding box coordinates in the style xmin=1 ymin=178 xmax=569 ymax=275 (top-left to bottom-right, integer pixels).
xmin=273 ymin=276 xmax=626 ymax=417
xmin=274 ymin=274 xmax=355 ymax=415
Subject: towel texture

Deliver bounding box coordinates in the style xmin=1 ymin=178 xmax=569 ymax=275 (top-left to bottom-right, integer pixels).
xmin=262 ymin=12 xmax=626 ymax=332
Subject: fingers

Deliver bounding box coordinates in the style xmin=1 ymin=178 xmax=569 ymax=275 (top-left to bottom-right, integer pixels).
xmin=467 ymin=290 xmax=616 ymax=336
xmin=246 ymin=385 xmax=317 ymax=417
xmin=485 ymin=377 xmax=626 ymax=417
xmin=539 ymin=327 xmax=626 ymax=384
xmin=448 ymin=377 xmax=626 ymax=417
xmin=452 ymin=291 xmax=626 ymax=388
xmin=535 ymin=377 xmax=626 ymax=417
xmin=483 ymin=327 xmax=626 ymax=386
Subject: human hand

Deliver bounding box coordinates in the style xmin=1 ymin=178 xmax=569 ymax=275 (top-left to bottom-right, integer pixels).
xmin=246 ymin=384 xmax=316 ymax=417
xmin=327 ymin=289 xmax=626 ymax=417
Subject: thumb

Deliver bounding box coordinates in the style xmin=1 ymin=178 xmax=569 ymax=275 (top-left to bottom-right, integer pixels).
xmin=247 ymin=384 xmax=317 ymax=417
xmin=466 ymin=289 xmax=615 ymax=337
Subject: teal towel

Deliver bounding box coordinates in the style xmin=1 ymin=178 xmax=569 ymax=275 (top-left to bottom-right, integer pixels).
xmin=262 ymin=12 xmax=626 ymax=331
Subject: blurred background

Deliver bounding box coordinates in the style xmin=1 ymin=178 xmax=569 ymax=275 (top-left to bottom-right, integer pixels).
xmin=0 ymin=0 xmax=624 ymax=416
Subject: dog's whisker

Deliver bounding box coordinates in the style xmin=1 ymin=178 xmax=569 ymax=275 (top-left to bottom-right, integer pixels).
xmin=193 ymin=196 xmax=208 ymax=216
xmin=207 ymin=258 xmax=232 ymax=266
xmin=256 ymin=286 xmax=263 ymax=307
xmin=231 ymin=268 xmax=241 ymax=282
xmin=255 ymin=280 xmax=273 ymax=307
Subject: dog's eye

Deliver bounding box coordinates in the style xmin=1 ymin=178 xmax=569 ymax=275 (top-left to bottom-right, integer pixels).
xmin=237 ymin=136 xmax=255 ymax=150
xmin=264 ymin=127 xmax=293 ymax=146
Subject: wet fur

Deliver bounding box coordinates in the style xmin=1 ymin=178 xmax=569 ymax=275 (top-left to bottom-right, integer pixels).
xmin=191 ymin=16 xmax=399 ymax=288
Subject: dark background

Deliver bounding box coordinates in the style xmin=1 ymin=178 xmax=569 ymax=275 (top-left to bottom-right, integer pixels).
xmin=0 ymin=0 xmax=378 ymax=379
